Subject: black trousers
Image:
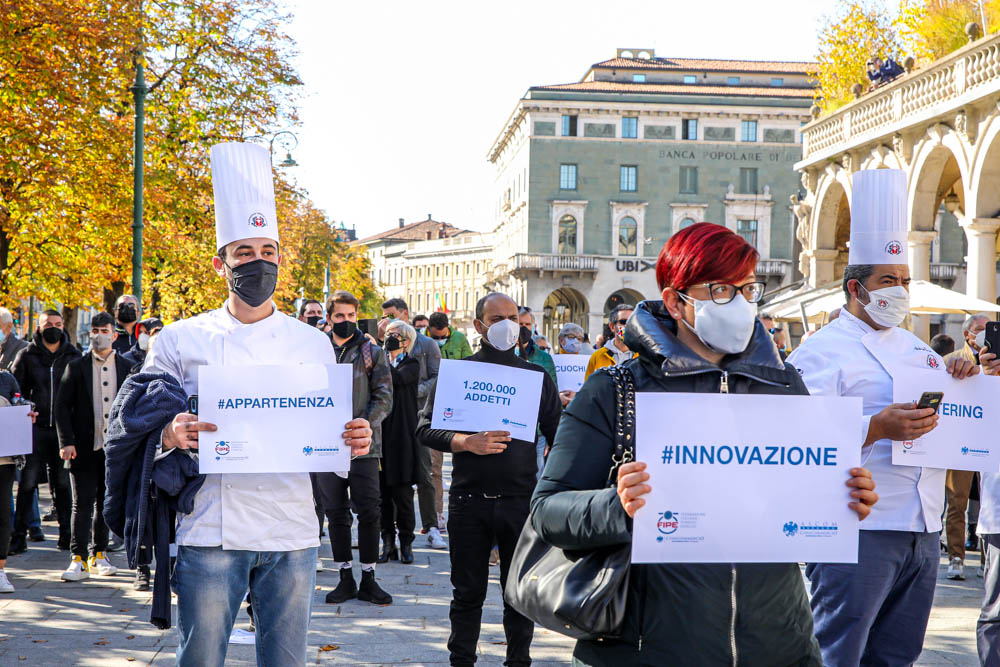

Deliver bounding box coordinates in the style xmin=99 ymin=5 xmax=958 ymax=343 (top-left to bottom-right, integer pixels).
xmin=69 ymin=451 xmax=109 ymax=559
xmin=314 ymin=458 xmax=381 ymax=565
xmin=379 ymin=474 xmax=416 ymax=547
xmin=447 ymin=493 xmax=533 ymax=667
xmin=0 ymin=464 xmax=14 ymax=559
xmin=14 ymin=426 xmax=71 ymax=539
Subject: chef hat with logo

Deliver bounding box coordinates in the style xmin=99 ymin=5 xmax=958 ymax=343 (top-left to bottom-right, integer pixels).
xmin=848 ymin=169 xmax=908 ymax=265
xmin=210 ymin=142 xmax=279 ymax=252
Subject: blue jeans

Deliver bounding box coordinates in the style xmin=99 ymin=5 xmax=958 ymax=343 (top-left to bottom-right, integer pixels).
xmin=535 ymin=434 xmax=547 ymax=482
xmin=806 ymin=530 xmax=939 ymax=667
xmin=172 ymin=545 xmax=318 ymax=667
xmin=8 ymin=472 xmax=40 ymax=531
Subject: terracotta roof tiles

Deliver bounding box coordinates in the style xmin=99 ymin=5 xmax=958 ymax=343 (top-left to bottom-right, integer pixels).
xmin=355 ymin=219 xmax=465 ymax=244
xmin=591 ymin=57 xmax=815 ymax=74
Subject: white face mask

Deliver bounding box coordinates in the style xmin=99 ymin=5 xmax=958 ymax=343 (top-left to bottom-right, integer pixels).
xmin=678 ymin=293 xmax=758 ymax=355
xmin=91 ymin=333 xmax=114 ymax=351
xmin=138 ymin=332 xmax=150 ymax=351
xmin=479 ymin=318 xmax=519 ymax=351
xmin=975 ymin=329 xmax=987 ymax=350
xmin=860 ymin=284 xmax=909 ymax=328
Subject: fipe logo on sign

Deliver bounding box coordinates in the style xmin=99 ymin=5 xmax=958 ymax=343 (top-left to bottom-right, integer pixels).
xmin=215 ymin=442 xmax=230 ymax=456
xmin=657 ymin=511 xmax=679 ymax=536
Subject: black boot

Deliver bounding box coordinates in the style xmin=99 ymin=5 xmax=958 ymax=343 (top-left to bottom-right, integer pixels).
xmin=134 ymin=565 xmax=151 ymax=591
xmin=357 ymin=569 xmax=393 ymax=605
xmin=400 ymin=543 xmax=414 ymax=564
xmin=8 ymin=535 xmax=27 ymax=556
xmin=325 ymin=568 xmax=358 ymax=604
xmin=377 ymin=535 xmax=398 ymax=564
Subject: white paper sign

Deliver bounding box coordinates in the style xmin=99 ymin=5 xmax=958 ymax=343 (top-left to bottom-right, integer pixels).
xmin=632 ymin=393 xmax=862 ymax=564
xmin=0 ymin=406 xmax=32 ymax=457
xmin=198 ymin=364 xmax=353 ymax=474
xmin=890 ymin=367 xmax=1000 ymax=472
xmin=430 ymin=359 xmax=543 ymax=441
xmin=552 ymin=354 xmax=591 ymax=392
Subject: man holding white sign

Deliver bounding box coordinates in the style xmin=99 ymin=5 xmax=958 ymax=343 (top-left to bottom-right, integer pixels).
xmin=140 ymin=143 xmax=373 ymax=667
xmin=789 ymin=169 xmax=979 ymax=667
xmin=417 ymin=292 xmax=560 ymax=667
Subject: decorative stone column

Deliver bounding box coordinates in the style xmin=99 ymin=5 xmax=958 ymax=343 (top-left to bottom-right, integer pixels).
xmin=807 ymin=249 xmax=840 ymax=287
xmin=908 ymin=230 xmax=937 ymax=342
xmin=959 ymin=217 xmax=1000 ymax=304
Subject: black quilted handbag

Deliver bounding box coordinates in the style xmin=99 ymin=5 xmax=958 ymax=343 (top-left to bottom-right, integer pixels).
xmin=504 ymin=365 xmax=635 ymax=640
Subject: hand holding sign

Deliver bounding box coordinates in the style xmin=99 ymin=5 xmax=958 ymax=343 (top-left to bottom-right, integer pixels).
xmin=456 ymin=430 xmax=512 ymax=455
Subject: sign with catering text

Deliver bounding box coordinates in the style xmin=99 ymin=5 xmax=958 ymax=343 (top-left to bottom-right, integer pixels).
xmin=198 ymin=364 xmax=352 ymax=474
xmin=890 ymin=366 xmax=1000 ymax=472
xmin=430 ymin=359 xmax=543 ymax=441
xmin=552 ymin=354 xmax=591 ymax=392
xmin=0 ymin=406 xmax=32 ymax=457
xmin=632 ymin=393 xmax=862 ymax=564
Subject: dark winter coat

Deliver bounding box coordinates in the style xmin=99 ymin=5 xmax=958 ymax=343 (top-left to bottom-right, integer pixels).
xmin=530 ymin=300 xmax=822 ymax=667
xmin=380 ymin=353 xmax=420 ymax=487
xmin=11 ymin=330 xmax=81 ymax=428
xmin=329 ymin=330 xmax=393 ymax=458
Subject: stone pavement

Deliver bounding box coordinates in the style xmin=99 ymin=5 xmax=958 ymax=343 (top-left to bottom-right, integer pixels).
xmin=0 ymin=480 xmax=988 ymax=666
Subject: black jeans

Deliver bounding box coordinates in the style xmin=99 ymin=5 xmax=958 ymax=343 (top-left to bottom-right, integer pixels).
xmin=447 ymin=493 xmax=533 ymax=667
xmin=69 ymin=451 xmax=109 ymax=558
xmin=0 ymin=464 xmax=14 ymax=559
xmin=379 ymin=474 xmax=415 ymax=547
xmin=417 ymin=445 xmax=436 ymax=531
xmin=314 ymin=458 xmax=381 ymax=565
xmin=14 ymin=426 xmax=71 ymax=539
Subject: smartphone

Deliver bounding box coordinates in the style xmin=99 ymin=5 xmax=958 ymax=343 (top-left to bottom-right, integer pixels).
xmin=916 ymin=391 xmax=943 ymax=413
xmin=984 ymin=321 xmax=1000 ymax=354
xmin=357 ymin=318 xmax=379 ymax=338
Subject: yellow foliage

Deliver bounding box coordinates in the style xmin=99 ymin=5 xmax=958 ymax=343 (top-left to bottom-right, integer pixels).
xmin=898 ymin=0 xmax=1000 ymax=61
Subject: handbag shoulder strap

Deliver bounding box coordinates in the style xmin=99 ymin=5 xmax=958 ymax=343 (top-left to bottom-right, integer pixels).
xmin=604 ymin=365 xmax=636 ymax=488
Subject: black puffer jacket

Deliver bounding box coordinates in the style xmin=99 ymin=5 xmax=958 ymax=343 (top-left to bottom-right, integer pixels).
xmin=530 ymin=300 xmax=822 ymax=667
xmin=11 ymin=330 xmax=81 ymax=428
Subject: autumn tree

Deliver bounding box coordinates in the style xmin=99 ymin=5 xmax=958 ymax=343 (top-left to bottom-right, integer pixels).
xmin=898 ymin=0 xmax=1000 ymax=61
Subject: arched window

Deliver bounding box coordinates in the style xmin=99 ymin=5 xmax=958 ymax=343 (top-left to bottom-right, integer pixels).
xmin=680 ymin=217 xmax=696 ymax=230
xmin=558 ymin=215 xmax=577 ymax=254
xmin=619 ymin=217 xmax=638 ymax=256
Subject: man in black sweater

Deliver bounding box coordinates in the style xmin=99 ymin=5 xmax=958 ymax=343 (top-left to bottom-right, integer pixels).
xmin=416 ymin=292 xmax=561 ymax=667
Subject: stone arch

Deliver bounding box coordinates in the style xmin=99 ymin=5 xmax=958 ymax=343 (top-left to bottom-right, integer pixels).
xmin=542 ymin=287 xmax=590 ymax=344
xmin=908 ymin=132 xmax=968 ymax=232
xmin=969 ymin=113 xmax=1000 ymax=219
xmin=811 ymin=167 xmax=851 ymax=251
xmin=603 ymin=288 xmax=644 ymax=315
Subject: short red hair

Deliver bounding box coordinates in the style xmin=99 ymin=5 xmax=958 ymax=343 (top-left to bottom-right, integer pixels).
xmin=655 ymin=222 xmax=759 ymax=291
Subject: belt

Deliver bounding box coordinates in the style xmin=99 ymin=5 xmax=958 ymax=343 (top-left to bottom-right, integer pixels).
xmin=451 ymin=491 xmax=530 ymax=500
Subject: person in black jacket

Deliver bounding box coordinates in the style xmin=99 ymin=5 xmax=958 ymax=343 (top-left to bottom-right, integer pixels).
xmin=416 ymin=292 xmax=561 ymax=667
xmin=55 ymin=312 xmax=131 ymax=581
xmin=111 ymin=294 xmax=141 ymax=356
xmin=9 ymin=309 xmax=81 ymax=554
xmin=530 ymin=223 xmax=879 ymax=667
xmin=378 ymin=320 xmax=421 ymax=565
xmin=119 ymin=317 xmax=163 ymax=375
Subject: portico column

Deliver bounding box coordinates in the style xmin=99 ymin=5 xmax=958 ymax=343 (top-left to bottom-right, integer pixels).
xmin=959 ymin=217 xmax=1000 ymax=304
xmin=807 ymin=249 xmax=840 ymax=287
xmin=908 ymin=230 xmax=937 ymax=342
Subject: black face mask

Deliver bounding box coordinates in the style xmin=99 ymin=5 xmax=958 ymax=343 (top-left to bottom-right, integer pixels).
xmin=385 ymin=336 xmax=402 ymax=352
xmin=227 ymin=259 xmax=278 ymax=308
xmin=117 ymin=303 xmax=137 ymax=324
xmin=41 ymin=327 xmax=62 ymax=344
xmin=332 ymin=320 xmax=357 ymax=339
xmin=306 ymin=316 xmax=321 ymax=328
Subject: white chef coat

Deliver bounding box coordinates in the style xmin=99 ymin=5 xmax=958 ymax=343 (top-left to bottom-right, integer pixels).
xmin=144 ymin=301 xmax=336 ymax=551
xmin=788 ymin=308 xmax=946 ymax=533
xmin=979 ymin=474 xmax=1000 ymax=535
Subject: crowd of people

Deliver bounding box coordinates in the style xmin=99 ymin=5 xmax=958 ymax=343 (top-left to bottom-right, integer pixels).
xmin=2 ymin=148 xmax=1000 ymax=667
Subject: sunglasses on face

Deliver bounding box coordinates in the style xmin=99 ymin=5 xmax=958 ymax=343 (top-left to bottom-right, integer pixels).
xmin=613 ymin=319 xmax=629 ymax=327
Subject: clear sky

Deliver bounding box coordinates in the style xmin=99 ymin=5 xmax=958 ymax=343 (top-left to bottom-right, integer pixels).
xmin=284 ymin=0 xmax=840 ymax=240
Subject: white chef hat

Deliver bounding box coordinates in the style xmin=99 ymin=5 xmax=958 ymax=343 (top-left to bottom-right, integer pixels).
xmin=848 ymin=169 xmax=908 ymax=265
xmin=210 ymin=142 xmax=279 ymax=252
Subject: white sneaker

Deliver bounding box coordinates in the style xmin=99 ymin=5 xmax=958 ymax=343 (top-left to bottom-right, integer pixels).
xmin=316 ymin=559 xmax=324 ymax=572
xmin=946 ymin=556 xmax=965 ymax=580
xmin=0 ymin=569 xmax=14 ymax=593
xmin=427 ymin=526 xmax=447 ymax=550
xmin=61 ymin=555 xmax=90 ymax=581
xmin=90 ymin=552 xmax=118 ymax=577
xmin=437 ymin=513 xmax=447 ymax=533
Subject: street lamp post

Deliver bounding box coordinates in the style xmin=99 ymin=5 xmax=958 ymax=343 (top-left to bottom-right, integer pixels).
xmin=131 ymin=51 xmax=147 ymax=304
xmin=246 ymin=130 xmax=300 ymax=167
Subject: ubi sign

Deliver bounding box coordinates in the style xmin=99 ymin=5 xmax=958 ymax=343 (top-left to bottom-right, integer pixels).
xmin=616 ymin=259 xmax=655 ymax=273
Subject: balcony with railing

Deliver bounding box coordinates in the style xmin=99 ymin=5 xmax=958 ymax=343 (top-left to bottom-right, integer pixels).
xmin=798 ymin=31 xmax=1000 ymax=166
xmin=756 ymin=259 xmax=792 ymax=278
xmin=512 ymin=254 xmax=600 ymax=273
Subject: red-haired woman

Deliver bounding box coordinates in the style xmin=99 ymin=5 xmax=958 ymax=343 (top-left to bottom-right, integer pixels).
xmin=529 ymin=223 xmax=878 ymax=665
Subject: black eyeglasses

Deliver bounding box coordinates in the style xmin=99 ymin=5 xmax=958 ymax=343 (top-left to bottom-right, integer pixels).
xmin=613 ymin=319 xmax=629 ymax=327
xmin=685 ymin=281 xmax=766 ymax=305
xmin=430 ymin=333 xmax=449 ymax=340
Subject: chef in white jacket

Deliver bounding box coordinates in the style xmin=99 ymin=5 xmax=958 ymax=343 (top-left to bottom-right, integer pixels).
xmin=788 ymin=169 xmax=978 ymax=667
xmin=145 ymin=142 xmax=373 ymax=667
xmin=975 ymin=349 xmax=1000 ymax=665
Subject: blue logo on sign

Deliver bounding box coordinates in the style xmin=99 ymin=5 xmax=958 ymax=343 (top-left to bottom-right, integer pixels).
xmin=657 ymin=511 xmax=679 ymax=536
xmin=303 ymin=446 xmax=314 ymax=456
xmin=783 ymin=521 xmax=799 ymax=537
xmin=501 ymin=417 xmax=528 ymax=428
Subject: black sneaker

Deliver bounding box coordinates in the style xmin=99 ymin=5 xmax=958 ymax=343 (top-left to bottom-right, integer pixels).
xmin=8 ymin=536 xmax=27 ymax=555
xmin=133 ymin=565 xmax=151 ymax=591
xmin=325 ymin=568 xmax=357 ymax=604
xmin=28 ymin=527 xmax=45 ymax=543
xmin=42 ymin=509 xmax=57 ymax=523
xmin=357 ymin=569 xmax=392 ymax=605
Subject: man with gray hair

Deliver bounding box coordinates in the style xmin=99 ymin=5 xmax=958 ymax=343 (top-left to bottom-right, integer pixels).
xmin=111 ymin=294 xmax=141 ymax=355
xmin=942 ymin=313 xmax=993 ymax=579
xmin=0 ymin=308 xmax=28 ymax=371
xmin=556 ymin=322 xmax=591 ymax=355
